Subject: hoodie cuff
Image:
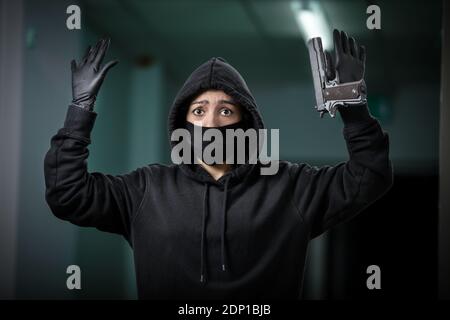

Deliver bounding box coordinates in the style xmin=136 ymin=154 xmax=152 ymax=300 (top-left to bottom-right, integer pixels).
xmin=338 ymin=103 xmax=375 ymax=128
xmin=62 ymin=104 xmax=98 ymax=141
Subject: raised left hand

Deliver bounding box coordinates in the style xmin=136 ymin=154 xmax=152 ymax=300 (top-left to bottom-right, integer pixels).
xmin=324 ymin=29 xmax=366 ymax=84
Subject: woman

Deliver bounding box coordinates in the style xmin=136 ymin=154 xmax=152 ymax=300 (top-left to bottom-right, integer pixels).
xmin=44 ymin=31 xmax=393 ymax=299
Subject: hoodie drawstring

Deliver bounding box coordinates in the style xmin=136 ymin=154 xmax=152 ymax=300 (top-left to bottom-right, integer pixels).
xmin=200 ymin=182 xmax=210 ymax=283
xmin=221 ymin=175 xmax=231 ymax=272
xmin=199 ymin=175 xmax=232 ymax=283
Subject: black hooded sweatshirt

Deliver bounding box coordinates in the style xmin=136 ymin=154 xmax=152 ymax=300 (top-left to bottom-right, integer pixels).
xmin=44 ymin=57 xmax=393 ymax=299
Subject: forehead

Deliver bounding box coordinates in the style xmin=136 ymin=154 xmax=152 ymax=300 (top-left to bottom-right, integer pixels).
xmin=191 ymin=90 xmax=233 ymax=103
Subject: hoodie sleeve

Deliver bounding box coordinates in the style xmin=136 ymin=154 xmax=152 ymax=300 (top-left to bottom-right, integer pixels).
xmin=44 ymin=105 xmax=147 ymax=242
xmin=287 ymin=104 xmax=393 ymax=239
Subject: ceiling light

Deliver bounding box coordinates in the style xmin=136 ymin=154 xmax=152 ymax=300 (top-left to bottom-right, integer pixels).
xmin=291 ymin=1 xmax=332 ymax=50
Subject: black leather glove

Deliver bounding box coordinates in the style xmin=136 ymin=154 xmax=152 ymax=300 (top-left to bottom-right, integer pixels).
xmin=324 ymin=29 xmax=366 ymax=83
xmin=71 ymin=38 xmax=118 ymax=111
xmin=324 ymin=29 xmax=373 ymax=125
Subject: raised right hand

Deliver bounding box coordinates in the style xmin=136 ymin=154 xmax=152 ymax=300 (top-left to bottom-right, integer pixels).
xmin=71 ymin=38 xmax=118 ymax=110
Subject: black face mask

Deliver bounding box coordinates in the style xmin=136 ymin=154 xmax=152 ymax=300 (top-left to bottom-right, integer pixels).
xmin=185 ymin=121 xmax=248 ymax=165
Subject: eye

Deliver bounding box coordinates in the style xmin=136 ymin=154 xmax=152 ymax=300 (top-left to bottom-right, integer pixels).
xmin=220 ymin=108 xmax=233 ymax=117
xmin=192 ymin=108 xmax=204 ymax=116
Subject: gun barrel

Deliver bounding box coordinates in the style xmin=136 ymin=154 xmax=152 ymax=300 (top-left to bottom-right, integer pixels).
xmin=307 ymin=37 xmax=327 ymax=111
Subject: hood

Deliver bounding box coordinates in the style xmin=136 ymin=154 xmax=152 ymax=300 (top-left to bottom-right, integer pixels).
xmin=167 ymin=57 xmax=266 ymax=283
xmin=168 ymin=57 xmax=266 ymax=186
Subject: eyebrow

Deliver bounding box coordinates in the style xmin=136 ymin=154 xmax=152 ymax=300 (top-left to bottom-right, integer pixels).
xmin=190 ymin=99 xmax=236 ymax=106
